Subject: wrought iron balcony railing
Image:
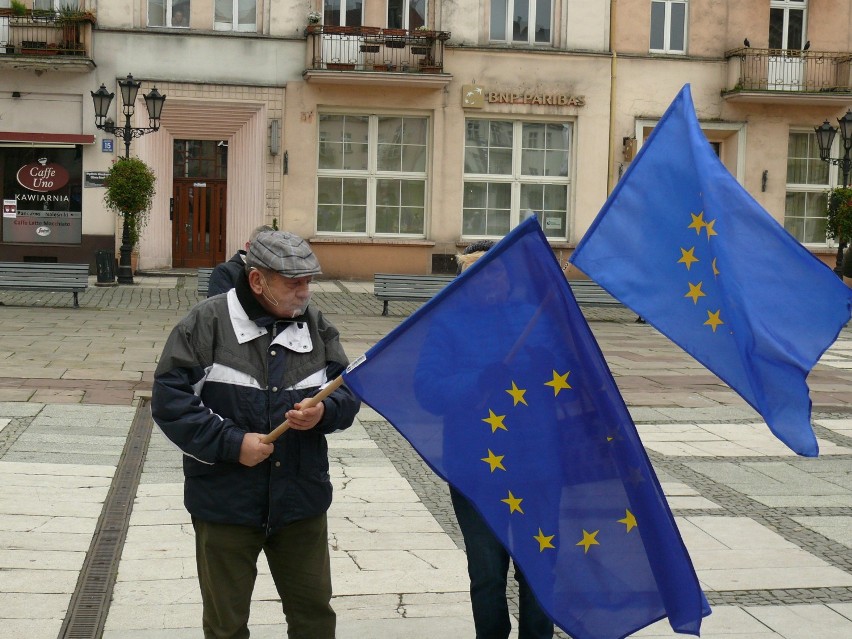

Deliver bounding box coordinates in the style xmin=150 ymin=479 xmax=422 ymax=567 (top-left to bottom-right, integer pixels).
xmin=725 ymin=47 xmax=852 ymax=93
xmin=306 ymin=25 xmax=450 ymax=74
xmin=0 ymin=8 xmax=95 ymax=58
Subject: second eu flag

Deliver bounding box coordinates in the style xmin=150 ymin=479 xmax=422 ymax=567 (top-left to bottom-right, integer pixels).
xmin=571 ymin=85 xmax=852 ymax=457
xmin=343 ymin=218 xmax=708 ymax=639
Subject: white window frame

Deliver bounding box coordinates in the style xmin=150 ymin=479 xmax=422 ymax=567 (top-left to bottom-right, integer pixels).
xmin=462 ymin=118 xmax=573 ymax=241
xmin=316 ymin=112 xmax=430 ymax=238
xmin=323 ymin=0 xmax=363 ymax=28
xmin=490 ymin=0 xmax=553 ymax=46
xmin=214 ymin=0 xmax=257 ymax=32
xmin=769 ymin=0 xmax=808 ymax=51
xmin=387 ymin=0 xmax=427 ymax=30
xmin=148 ymin=0 xmax=191 ymax=29
xmin=649 ymin=0 xmax=688 ymax=54
xmin=33 ymin=0 xmax=76 ymax=10
xmin=784 ymin=129 xmax=835 ymax=247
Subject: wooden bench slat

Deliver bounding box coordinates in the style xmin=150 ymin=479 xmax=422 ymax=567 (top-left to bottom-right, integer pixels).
xmin=197 ymin=267 xmax=213 ymax=296
xmin=374 ymin=273 xmax=454 ymax=315
xmin=0 ymin=262 xmax=89 ymax=307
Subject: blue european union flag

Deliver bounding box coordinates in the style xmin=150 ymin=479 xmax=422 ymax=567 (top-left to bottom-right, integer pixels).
xmin=570 ymin=85 xmax=852 ymax=458
xmin=343 ymin=218 xmax=709 ymax=639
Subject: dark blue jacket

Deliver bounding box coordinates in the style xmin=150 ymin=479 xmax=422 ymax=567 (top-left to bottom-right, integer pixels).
xmin=152 ymin=277 xmax=360 ymax=533
xmin=207 ymin=250 xmax=245 ymax=297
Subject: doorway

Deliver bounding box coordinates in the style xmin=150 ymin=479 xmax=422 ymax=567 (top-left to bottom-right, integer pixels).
xmin=171 ymin=140 xmax=228 ymax=267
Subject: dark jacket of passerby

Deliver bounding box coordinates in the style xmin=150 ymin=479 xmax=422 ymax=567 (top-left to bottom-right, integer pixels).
xmin=152 ymin=273 xmax=360 ymax=533
xmin=207 ymin=250 xmax=246 ymax=297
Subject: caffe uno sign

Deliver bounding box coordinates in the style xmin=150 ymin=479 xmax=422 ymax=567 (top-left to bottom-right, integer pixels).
xmin=17 ymin=160 xmax=70 ymax=193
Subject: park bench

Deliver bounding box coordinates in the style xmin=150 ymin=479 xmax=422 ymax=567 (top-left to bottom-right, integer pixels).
xmin=568 ymin=279 xmax=643 ymax=322
xmin=197 ymin=267 xmax=213 ymax=296
xmin=373 ymin=273 xmax=455 ymax=316
xmin=567 ymin=279 xmax=622 ymax=307
xmin=0 ymin=262 xmax=89 ymax=308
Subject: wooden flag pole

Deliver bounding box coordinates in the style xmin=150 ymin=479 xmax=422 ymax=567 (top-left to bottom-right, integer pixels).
xmin=261 ymin=376 xmax=344 ymax=444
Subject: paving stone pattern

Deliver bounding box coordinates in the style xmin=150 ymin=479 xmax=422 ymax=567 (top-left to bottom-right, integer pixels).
xmin=0 ymin=275 xmax=851 ymax=638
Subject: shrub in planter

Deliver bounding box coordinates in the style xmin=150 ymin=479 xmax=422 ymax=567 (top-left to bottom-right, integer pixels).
xmin=103 ymin=157 xmax=156 ymax=250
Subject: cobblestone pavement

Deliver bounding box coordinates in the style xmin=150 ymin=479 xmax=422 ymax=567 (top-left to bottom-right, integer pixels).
xmin=0 ymin=275 xmax=851 ymax=638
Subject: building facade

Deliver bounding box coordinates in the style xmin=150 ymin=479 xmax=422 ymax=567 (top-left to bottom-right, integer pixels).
xmin=0 ymin=0 xmax=849 ymax=278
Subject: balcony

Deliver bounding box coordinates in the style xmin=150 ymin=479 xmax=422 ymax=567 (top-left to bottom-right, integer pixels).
xmin=723 ymin=48 xmax=852 ymax=105
xmin=304 ymin=26 xmax=452 ymax=88
xmin=0 ymin=8 xmax=95 ymax=72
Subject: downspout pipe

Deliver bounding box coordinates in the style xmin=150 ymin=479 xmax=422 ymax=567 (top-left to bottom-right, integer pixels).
xmin=608 ymin=0 xmax=618 ymax=194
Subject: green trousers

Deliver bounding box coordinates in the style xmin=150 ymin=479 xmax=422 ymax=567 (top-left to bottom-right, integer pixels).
xmin=192 ymin=514 xmax=335 ymax=639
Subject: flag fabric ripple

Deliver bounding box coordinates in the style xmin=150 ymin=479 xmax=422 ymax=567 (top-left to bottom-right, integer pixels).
xmin=570 ymin=84 xmax=852 ymax=457
xmin=343 ymin=218 xmax=709 ymax=638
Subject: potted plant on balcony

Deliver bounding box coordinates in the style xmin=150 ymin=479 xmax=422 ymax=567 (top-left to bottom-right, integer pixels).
xmin=305 ymin=10 xmax=321 ymax=34
xmin=104 ymin=157 xmax=157 ymax=271
xmin=57 ymin=4 xmax=96 ymax=54
xmin=826 ymin=185 xmax=852 ymax=275
xmin=9 ymin=0 xmax=26 ymax=18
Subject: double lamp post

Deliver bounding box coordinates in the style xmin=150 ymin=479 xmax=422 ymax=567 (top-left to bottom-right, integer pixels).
xmin=91 ymin=74 xmax=166 ymax=284
xmin=814 ymin=109 xmax=852 ymax=277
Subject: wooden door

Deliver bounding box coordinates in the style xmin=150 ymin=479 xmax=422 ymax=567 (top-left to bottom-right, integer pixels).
xmin=172 ymin=178 xmax=227 ymax=268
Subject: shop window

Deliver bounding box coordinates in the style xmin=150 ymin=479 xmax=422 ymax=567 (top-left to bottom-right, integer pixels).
xmin=784 ymin=130 xmax=831 ymax=245
xmin=463 ymin=119 xmax=571 ymax=240
xmin=650 ymin=0 xmax=687 ymax=53
xmin=317 ymin=114 xmax=428 ymax=236
xmin=149 ymin=0 xmax=191 ymax=28
xmin=387 ymin=0 xmax=426 ymax=30
xmin=215 ymin=0 xmax=256 ymax=32
xmin=490 ymin=0 xmax=552 ymax=45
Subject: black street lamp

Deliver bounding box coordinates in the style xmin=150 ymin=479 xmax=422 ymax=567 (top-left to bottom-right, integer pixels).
xmin=814 ymin=110 xmax=852 ymax=277
xmin=91 ymin=74 xmax=166 ymax=284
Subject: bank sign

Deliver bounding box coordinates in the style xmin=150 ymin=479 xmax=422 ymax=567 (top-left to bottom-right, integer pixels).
xmin=2 ymin=151 xmax=82 ymax=245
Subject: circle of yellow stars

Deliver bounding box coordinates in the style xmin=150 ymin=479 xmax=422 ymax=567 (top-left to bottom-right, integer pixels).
xmin=680 ymin=210 xmax=725 ymax=333
xmin=478 ymin=369 xmax=639 ymax=555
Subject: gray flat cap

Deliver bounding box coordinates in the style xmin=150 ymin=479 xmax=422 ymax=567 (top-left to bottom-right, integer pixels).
xmin=245 ymin=231 xmax=322 ymax=278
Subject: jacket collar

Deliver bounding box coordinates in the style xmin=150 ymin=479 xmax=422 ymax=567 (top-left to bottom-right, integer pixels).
xmin=227 ymin=277 xmax=314 ymax=352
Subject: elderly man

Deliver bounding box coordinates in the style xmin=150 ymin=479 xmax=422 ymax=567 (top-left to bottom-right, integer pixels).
xmin=152 ymin=230 xmax=360 ymax=639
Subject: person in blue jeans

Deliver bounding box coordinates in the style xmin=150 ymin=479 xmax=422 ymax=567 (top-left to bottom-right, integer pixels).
xmin=448 ymin=241 xmax=554 ymax=639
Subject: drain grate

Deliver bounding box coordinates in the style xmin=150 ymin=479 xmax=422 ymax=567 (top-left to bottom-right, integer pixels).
xmin=57 ymin=400 xmax=154 ymax=639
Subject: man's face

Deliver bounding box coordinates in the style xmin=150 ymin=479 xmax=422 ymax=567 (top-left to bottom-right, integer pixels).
xmin=249 ymin=268 xmax=313 ymax=318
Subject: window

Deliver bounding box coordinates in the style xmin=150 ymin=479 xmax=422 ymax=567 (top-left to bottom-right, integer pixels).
xmin=215 ymin=0 xmax=256 ymax=32
xmin=34 ymin=0 xmax=79 ymax=9
xmin=323 ymin=0 xmax=363 ymax=27
xmin=463 ymin=119 xmax=571 ymax=240
xmin=650 ymin=0 xmax=687 ymax=53
xmin=784 ymin=131 xmax=830 ymax=244
xmin=388 ymin=0 xmax=426 ymax=30
xmin=174 ymin=140 xmax=228 ymax=179
xmin=148 ymin=0 xmax=190 ymax=28
xmin=490 ymin=0 xmax=552 ymax=45
xmin=769 ymin=0 xmax=807 ymax=50
xmin=317 ymin=114 xmax=428 ymax=236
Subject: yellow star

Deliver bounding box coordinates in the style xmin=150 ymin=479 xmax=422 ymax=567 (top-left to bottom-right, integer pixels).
xmin=481 ymin=449 xmax=506 ymax=473
xmin=506 ymin=382 xmax=527 ymax=406
xmin=685 ymin=281 xmax=706 ymax=304
xmin=544 ymin=370 xmax=571 ymax=396
xmin=712 ymin=257 xmax=719 ymax=277
xmin=482 ymin=409 xmax=508 ymax=433
xmin=704 ymin=309 xmax=724 ymax=333
xmin=618 ymin=509 xmax=637 ymax=533
xmin=704 ymin=219 xmax=717 ymax=237
xmin=501 ymin=491 xmax=524 ymax=514
xmin=534 ymin=528 xmax=556 ymax=551
xmin=687 ymin=211 xmax=706 ymax=234
xmin=677 ymin=247 xmax=699 ymax=270
xmin=576 ymin=529 xmax=600 ymax=553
